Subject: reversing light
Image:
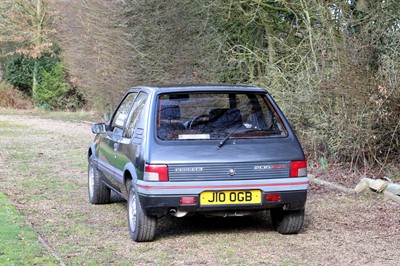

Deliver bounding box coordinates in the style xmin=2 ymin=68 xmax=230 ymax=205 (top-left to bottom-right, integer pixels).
xmin=266 ymin=193 xmax=281 ymax=202
xmin=144 ymin=164 xmax=169 ymax=181
xmin=290 ymin=160 xmax=307 ymax=177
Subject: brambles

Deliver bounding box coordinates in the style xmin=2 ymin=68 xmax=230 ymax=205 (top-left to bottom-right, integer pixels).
xmin=0 ymin=82 xmax=33 ymax=109
xmin=195 ymin=0 xmax=400 ymax=168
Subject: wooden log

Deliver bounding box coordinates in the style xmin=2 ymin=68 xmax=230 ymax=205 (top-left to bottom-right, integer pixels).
xmin=308 ymin=175 xmax=356 ymax=194
xmin=383 ymin=191 xmax=400 ymax=205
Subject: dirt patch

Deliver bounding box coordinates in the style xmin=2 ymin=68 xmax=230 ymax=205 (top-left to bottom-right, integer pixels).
xmin=0 ymin=113 xmax=399 ymax=265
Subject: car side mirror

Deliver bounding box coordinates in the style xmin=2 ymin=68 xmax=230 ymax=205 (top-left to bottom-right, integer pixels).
xmin=91 ymin=123 xmax=106 ymax=134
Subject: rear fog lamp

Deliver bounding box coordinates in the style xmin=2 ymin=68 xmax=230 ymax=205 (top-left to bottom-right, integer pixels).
xmin=266 ymin=193 xmax=281 ymax=202
xmin=180 ymin=196 xmax=196 ymax=205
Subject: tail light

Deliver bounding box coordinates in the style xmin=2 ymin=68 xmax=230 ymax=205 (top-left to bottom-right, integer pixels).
xmin=290 ymin=160 xmax=307 ymax=177
xmin=144 ymin=164 xmax=169 ymax=181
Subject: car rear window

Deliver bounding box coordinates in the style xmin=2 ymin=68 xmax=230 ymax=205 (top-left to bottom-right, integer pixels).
xmin=156 ymin=92 xmax=287 ymax=141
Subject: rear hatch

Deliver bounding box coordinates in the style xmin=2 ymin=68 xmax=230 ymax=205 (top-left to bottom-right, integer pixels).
xmin=148 ymin=137 xmax=305 ymax=181
xmin=147 ymin=88 xmax=306 ymax=181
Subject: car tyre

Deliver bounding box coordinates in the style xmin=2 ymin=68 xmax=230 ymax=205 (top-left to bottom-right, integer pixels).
xmin=270 ymin=208 xmax=304 ymax=234
xmin=88 ymin=155 xmax=111 ymax=204
xmin=127 ymin=182 xmax=156 ymax=242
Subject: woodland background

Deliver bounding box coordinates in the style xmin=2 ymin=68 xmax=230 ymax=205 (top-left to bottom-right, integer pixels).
xmin=0 ymin=0 xmax=399 ymax=171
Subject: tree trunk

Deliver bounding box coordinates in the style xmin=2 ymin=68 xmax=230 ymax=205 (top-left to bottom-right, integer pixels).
xmin=265 ymin=23 xmax=275 ymax=66
xmin=33 ymin=0 xmax=43 ymax=103
xmin=33 ymin=60 xmax=38 ymax=99
xmin=301 ymin=0 xmax=319 ymax=72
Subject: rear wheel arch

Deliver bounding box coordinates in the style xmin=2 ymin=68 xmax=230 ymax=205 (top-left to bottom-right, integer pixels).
xmin=124 ymin=171 xmax=133 ymax=192
xmin=123 ymin=163 xmax=138 ymax=191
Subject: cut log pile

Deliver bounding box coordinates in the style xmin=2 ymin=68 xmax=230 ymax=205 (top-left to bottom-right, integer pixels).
xmin=308 ymin=174 xmax=400 ymax=205
xmin=355 ymin=177 xmax=400 ymax=204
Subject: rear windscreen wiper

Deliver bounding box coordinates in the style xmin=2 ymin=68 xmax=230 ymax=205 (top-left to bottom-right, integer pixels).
xmin=217 ymin=124 xmax=243 ymax=149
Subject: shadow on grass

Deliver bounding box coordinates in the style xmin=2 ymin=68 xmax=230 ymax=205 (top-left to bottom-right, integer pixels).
xmin=110 ymin=191 xmax=125 ymax=203
xmin=156 ymin=211 xmax=275 ymax=239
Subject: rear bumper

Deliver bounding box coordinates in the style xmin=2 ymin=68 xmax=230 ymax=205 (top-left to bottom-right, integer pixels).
xmin=138 ymin=189 xmax=307 ymax=217
xmin=136 ymin=177 xmax=309 ymax=194
xmin=136 ymin=177 xmax=308 ymax=217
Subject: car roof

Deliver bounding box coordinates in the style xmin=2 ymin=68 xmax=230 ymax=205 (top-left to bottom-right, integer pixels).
xmin=128 ymin=84 xmax=268 ymax=94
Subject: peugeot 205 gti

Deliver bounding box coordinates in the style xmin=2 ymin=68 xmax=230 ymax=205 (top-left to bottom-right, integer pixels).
xmin=88 ymin=85 xmax=309 ymax=242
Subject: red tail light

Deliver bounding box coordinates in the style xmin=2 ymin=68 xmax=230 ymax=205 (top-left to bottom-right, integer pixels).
xmin=144 ymin=164 xmax=169 ymax=181
xmin=266 ymin=193 xmax=281 ymax=202
xmin=290 ymin=160 xmax=307 ymax=177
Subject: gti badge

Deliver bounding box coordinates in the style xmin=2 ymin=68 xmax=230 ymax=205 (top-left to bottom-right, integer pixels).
xmin=228 ymin=168 xmax=236 ymax=176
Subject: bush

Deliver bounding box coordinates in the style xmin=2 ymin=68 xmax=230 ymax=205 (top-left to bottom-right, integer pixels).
xmin=5 ymin=53 xmax=60 ymax=96
xmin=0 ymin=82 xmax=33 ymax=109
xmin=4 ymin=52 xmax=85 ymax=110
xmin=4 ymin=54 xmax=34 ymax=95
xmin=34 ymin=63 xmax=85 ymax=110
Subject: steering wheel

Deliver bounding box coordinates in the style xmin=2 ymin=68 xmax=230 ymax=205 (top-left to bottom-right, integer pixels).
xmin=188 ymin=114 xmax=209 ymax=130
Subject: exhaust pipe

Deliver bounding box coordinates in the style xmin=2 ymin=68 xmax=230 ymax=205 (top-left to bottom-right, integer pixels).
xmin=169 ymin=208 xmax=188 ymax=217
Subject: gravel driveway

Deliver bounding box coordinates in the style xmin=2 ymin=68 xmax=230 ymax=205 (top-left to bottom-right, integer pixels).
xmin=0 ymin=112 xmax=399 ymax=265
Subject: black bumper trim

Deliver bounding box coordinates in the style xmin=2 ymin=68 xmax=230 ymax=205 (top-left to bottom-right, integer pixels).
xmin=139 ymin=190 xmax=307 ymax=217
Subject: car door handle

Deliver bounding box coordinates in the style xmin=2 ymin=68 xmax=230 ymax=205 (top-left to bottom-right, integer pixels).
xmin=113 ymin=143 xmax=119 ymax=152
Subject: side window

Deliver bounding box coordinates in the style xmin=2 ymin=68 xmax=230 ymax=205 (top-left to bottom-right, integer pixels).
xmin=111 ymin=92 xmax=137 ymax=129
xmin=125 ymin=92 xmax=148 ymax=138
xmin=242 ymin=94 xmax=275 ymax=130
xmin=236 ymin=94 xmax=253 ymax=120
xmin=259 ymin=95 xmax=274 ymax=128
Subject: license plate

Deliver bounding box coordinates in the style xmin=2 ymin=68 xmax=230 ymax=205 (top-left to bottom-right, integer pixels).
xmin=200 ymin=190 xmax=261 ymax=206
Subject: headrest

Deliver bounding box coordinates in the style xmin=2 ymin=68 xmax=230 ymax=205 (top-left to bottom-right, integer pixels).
xmin=209 ymin=108 xmax=242 ymax=128
xmin=209 ymin=108 xmax=229 ymax=121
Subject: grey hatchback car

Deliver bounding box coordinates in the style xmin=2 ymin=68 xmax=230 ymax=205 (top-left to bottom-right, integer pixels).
xmin=88 ymin=85 xmax=309 ymax=242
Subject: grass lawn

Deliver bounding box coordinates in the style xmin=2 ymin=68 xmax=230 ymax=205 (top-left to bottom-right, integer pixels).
xmin=0 ymin=192 xmax=57 ymax=265
xmin=0 ymin=107 xmax=99 ymax=122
